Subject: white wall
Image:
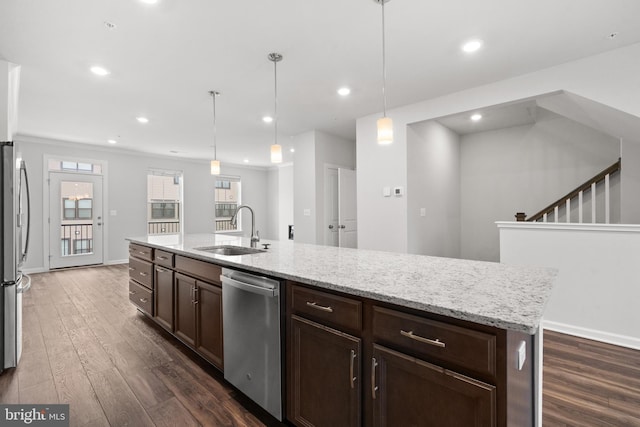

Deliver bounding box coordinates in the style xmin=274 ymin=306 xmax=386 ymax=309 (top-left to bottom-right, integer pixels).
xmin=293 ymin=130 xmax=355 ymax=245
xmin=278 ymin=164 xmax=294 ymax=241
xmin=499 ymin=222 xmax=640 ymax=350
xmin=357 ymin=42 xmax=640 ymax=253
xmin=407 ymin=121 xmax=460 ymax=257
xmin=0 ymin=60 xmax=20 ymax=141
xmin=17 ymin=136 xmax=270 ymax=271
xmin=461 ymin=111 xmax=620 ymax=261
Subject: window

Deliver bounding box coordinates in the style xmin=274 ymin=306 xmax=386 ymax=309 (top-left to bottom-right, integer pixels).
xmin=215 ymin=177 xmax=241 ymax=232
xmin=74 ymin=239 xmax=93 ymax=254
xmin=61 ymin=238 xmax=71 ymax=256
xmin=62 ymin=198 xmax=93 ymax=220
xmin=147 ymin=170 xmax=183 ymax=235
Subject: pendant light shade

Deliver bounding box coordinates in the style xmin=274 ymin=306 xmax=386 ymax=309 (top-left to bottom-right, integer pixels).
xmin=375 ymin=0 xmax=393 ymax=145
xmin=210 ymin=159 xmax=221 ymax=175
xmin=268 ymin=52 xmax=283 ymax=164
xmin=209 ymin=90 xmax=221 ymax=175
xmin=270 ymin=144 xmax=283 ymax=163
xmin=377 ymin=117 xmax=393 ymax=145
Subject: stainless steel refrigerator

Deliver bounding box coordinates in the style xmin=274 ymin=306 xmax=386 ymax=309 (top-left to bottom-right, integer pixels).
xmin=1 ymin=140 xmax=31 ymax=372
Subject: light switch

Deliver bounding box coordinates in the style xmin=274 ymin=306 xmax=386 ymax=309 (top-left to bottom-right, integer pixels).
xmin=383 ymin=186 xmax=391 ymax=197
xmin=420 ymin=208 xmax=426 ymax=217
xmin=303 ymin=209 xmax=311 ymax=216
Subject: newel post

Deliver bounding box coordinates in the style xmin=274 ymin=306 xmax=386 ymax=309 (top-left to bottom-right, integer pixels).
xmin=515 ymin=212 xmax=527 ymax=222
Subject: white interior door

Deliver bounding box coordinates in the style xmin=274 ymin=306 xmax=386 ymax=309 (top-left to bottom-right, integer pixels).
xmin=338 ymin=168 xmax=357 ymax=248
xmin=324 ymin=167 xmax=339 ymax=246
xmin=49 ymin=172 xmax=104 ymax=269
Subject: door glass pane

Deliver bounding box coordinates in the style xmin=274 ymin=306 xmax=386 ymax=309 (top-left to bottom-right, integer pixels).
xmin=60 ymin=181 xmax=94 ymax=257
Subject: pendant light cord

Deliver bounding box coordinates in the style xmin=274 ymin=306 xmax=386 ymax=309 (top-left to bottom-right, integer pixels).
xmin=210 ymin=91 xmax=217 ymax=161
xmin=381 ymin=0 xmax=387 ymax=117
xmin=274 ymin=58 xmax=278 ymax=146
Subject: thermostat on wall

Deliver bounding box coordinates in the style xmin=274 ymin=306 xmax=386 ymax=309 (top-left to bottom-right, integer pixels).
xmin=394 ymin=186 xmax=404 ymax=197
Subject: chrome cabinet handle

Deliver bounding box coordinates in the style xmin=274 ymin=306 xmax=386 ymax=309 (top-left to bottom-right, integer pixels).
xmin=129 ymin=290 xmax=135 ymax=295
xmin=400 ymin=330 xmax=446 ymax=348
xmin=350 ymin=349 xmax=356 ymax=389
xmin=140 ymin=298 xmax=148 ymax=303
xmin=156 ymin=267 xmax=167 ymax=273
xmin=371 ymin=357 xmax=378 ymax=399
xmin=139 ymin=272 xmax=148 ymax=277
xmin=157 ymin=256 xmax=168 ymax=260
xmin=128 ymin=267 xmax=134 ymax=271
xmin=139 ymin=251 xmax=147 ymax=255
xmin=306 ymin=301 xmax=334 ymax=313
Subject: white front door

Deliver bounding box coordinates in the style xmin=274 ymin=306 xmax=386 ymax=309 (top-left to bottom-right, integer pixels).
xmin=338 ymin=168 xmax=357 ymax=248
xmin=49 ymin=172 xmax=104 ymax=269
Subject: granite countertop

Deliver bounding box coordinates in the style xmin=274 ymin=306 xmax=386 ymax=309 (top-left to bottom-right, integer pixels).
xmin=127 ymin=233 xmax=556 ymax=334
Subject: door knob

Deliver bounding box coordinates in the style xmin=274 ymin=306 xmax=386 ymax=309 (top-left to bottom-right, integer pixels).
xmin=328 ymin=224 xmax=334 ymax=229
xmin=339 ymin=225 xmax=346 ymax=229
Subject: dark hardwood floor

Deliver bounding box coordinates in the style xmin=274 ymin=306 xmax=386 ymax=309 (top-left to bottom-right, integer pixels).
xmin=1 ymin=265 xmax=639 ymax=426
xmin=543 ymin=330 xmax=640 ymax=426
xmin=0 ymin=265 xmax=281 ymax=427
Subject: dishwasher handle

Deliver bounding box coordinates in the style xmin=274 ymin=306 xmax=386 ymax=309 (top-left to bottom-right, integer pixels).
xmin=221 ymin=275 xmax=279 ymax=297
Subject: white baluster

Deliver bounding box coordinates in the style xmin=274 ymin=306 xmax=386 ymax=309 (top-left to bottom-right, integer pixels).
xmin=554 ymin=206 xmax=559 ymax=223
xmin=578 ymin=191 xmax=583 ymax=223
xmin=605 ymin=173 xmax=610 ymax=224
xmin=591 ymin=182 xmax=597 ymax=223
xmin=566 ymin=199 xmax=571 ymax=223
xmin=543 ymin=213 xmax=547 ymax=223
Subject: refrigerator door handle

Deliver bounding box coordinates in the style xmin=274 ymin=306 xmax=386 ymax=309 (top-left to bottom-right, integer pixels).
xmin=19 ymin=161 xmax=30 ymax=263
xmin=17 ymin=274 xmax=30 ymax=293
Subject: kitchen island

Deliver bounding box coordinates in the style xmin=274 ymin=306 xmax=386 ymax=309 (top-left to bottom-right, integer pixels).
xmin=127 ymin=233 xmax=556 ymax=427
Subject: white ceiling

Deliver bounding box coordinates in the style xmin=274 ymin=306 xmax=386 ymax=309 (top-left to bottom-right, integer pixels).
xmin=1 ymin=0 xmax=639 ymax=166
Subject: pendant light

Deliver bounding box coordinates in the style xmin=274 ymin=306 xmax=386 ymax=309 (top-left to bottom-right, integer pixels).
xmin=209 ymin=90 xmax=221 ymax=175
xmin=268 ymin=52 xmax=283 ymax=163
xmin=375 ymin=0 xmax=393 ymax=145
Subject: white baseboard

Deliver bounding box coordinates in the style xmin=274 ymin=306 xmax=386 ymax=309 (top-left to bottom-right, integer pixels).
xmin=107 ymin=259 xmax=129 ymax=265
xmin=543 ymin=320 xmax=640 ymax=351
xmin=22 ymin=267 xmax=48 ymax=274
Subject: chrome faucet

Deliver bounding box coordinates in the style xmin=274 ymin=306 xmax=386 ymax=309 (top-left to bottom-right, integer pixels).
xmin=230 ymin=205 xmax=260 ymax=248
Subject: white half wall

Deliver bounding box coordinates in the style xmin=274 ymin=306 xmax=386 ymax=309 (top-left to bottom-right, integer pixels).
xmin=407 ymin=120 xmax=460 ymax=257
xmin=17 ymin=135 xmax=270 ymax=271
xmin=499 ymin=222 xmax=640 ymax=350
xmin=357 ymin=42 xmax=640 ymax=253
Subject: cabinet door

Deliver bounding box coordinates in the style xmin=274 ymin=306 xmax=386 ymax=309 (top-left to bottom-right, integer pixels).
xmin=289 ymin=315 xmax=361 ymax=427
xmin=154 ymin=266 xmax=174 ymax=332
xmin=174 ymin=273 xmax=196 ymax=347
xmin=196 ymin=281 xmax=223 ymax=369
xmin=372 ymin=344 xmax=496 ymax=427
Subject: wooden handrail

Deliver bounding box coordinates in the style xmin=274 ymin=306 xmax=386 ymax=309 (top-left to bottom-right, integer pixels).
xmin=523 ymin=158 xmax=621 ymax=222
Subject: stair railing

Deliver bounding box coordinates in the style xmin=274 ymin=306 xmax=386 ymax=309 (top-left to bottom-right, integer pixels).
xmin=515 ymin=158 xmax=621 ymax=223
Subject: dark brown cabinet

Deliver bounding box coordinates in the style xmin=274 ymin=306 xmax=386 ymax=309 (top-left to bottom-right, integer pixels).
xmin=174 ymin=273 xmax=197 ymax=347
xmin=196 ymin=281 xmax=223 ymax=368
xmin=289 ymin=315 xmax=361 ymax=427
xmin=371 ymin=344 xmax=496 ymax=427
xmin=128 ymin=244 xmax=154 ymax=315
xmin=154 ymin=265 xmax=174 ymax=332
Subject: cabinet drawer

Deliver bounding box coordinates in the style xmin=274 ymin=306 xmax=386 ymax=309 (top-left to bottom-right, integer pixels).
xmin=372 ymin=306 xmax=496 ymax=377
xmin=175 ymin=256 xmax=221 ymax=284
xmin=291 ymin=284 xmax=362 ymax=331
xmin=129 ymin=280 xmax=153 ymax=314
xmin=129 ymin=257 xmax=153 ymax=289
xmin=154 ymin=249 xmax=175 ymax=268
xmin=129 ymin=243 xmax=153 ymax=261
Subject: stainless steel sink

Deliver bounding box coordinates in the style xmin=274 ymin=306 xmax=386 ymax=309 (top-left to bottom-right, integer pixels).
xmin=193 ymin=245 xmax=266 ymax=256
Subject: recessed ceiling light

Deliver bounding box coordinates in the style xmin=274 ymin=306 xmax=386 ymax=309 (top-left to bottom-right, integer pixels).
xmin=607 ymin=32 xmax=619 ymax=40
xmin=471 ymin=113 xmax=482 ymax=121
xmin=107 ymin=139 xmax=117 ymax=144
xmin=337 ymin=87 xmax=351 ymax=96
xmin=462 ymin=39 xmax=483 ymax=53
xmin=90 ymin=66 xmax=110 ymax=76
xmin=140 ymin=0 xmax=158 ymax=4
xmin=263 ymin=116 xmax=273 ymax=123
xmin=137 ymin=117 xmax=149 ymax=123
xmin=290 ymin=148 xmax=295 ymax=153
xmin=243 ymin=159 xmax=249 ymax=163
xmin=103 ymin=21 xmax=117 ymax=30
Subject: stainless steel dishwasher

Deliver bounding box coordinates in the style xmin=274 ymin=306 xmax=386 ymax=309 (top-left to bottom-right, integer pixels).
xmin=221 ymin=268 xmax=283 ymax=421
